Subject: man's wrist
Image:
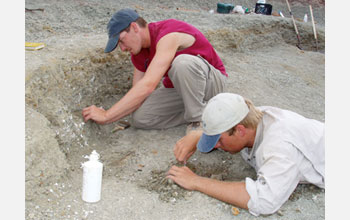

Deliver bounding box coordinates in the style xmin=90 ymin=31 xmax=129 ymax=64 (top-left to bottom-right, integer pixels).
xmin=192 ymin=175 xmax=204 ymax=191
xmin=188 ymin=130 xmax=203 ymax=141
xmin=104 ymin=109 xmax=112 ymax=124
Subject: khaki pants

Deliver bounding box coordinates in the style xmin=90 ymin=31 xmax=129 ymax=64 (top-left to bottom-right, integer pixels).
xmin=131 ymin=54 xmax=227 ymax=129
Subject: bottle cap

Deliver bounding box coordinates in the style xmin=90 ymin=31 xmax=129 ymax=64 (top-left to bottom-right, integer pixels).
xmin=89 ymin=150 xmax=100 ymax=161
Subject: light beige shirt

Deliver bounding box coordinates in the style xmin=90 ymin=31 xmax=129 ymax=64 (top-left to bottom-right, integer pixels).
xmin=241 ymin=106 xmax=324 ymax=216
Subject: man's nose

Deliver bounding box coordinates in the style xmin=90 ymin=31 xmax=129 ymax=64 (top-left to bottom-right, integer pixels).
xmin=214 ymin=141 xmax=221 ymax=149
xmin=119 ymin=43 xmax=126 ymax=51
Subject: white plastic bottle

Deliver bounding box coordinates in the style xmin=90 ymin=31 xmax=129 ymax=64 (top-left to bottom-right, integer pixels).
xmin=303 ymin=14 xmax=308 ymax=22
xmin=82 ymin=150 xmax=103 ymax=203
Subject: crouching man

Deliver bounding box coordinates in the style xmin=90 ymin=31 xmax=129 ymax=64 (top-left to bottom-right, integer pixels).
xmin=167 ymin=93 xmax=324 ymax=216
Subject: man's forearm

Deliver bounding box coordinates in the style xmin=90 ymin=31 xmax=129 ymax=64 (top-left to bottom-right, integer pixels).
xmin=104 ymin=79 xmax=154 ymax=123
xmin=104 ymin=102 xmax=141 ymax=124
xmin=104 ymin=34 xmax=181 ymax=124
xmin=194 ymin=176 xmax=250 ymax=209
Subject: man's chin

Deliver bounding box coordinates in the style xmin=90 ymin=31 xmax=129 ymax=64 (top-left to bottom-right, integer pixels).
xmin=131 ymin=49 xmax=142 ymax=56
xmin=131 ymin=51 xmax=138 ymax=56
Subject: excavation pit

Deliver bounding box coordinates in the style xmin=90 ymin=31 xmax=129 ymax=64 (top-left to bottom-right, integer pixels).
xmin=25 ymin=2 xmax=325 ymax=217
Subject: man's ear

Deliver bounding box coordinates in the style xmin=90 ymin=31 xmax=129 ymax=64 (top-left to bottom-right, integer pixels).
xmin=236 ymin=124 xmax=246 ymax=137
xmin=130 ymin=22 xmax=139 ymax=32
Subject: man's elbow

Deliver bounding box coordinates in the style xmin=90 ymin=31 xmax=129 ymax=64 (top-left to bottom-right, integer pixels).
xmin=249 ymin=198 xmax=282 ymax=216
xmin=141 ymin=80 xmax=157 ymax=97
xmin=141 ymin=85 xmax=154 ymax=98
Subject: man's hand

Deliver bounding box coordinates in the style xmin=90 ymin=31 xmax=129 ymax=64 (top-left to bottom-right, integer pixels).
xmin=166 ymin=165 xmax=200 ymax=191
xmin=173 ymin=130 xmax=202 ymax=163
xmin=82 ymin=105 xmax=108 ymax=124
xmin=167 ymin=165 xmax=250 ymax=209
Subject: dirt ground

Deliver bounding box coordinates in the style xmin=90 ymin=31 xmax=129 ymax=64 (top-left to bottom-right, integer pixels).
xmin=23 ymin=0 xmax=325 ymax=219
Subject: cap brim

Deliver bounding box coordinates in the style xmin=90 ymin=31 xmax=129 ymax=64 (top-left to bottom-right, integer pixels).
xmin=104 ymin=35 xmax=119 ymax=53
xmin=197 ymin=133 xmax=221 ymax=153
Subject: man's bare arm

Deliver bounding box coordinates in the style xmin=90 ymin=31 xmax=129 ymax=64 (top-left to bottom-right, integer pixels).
xmin=102 ymin=34 xmax=182 ymax=123
xmin=82 ymin=32 xmax=194 ymax=124
xmin=132 ymin=68 xmax=145 ymax=87
xmin=167 ymin=166 xmax=250 ymax=209
xmin=173 ymin=130 xmax=202 ymax=163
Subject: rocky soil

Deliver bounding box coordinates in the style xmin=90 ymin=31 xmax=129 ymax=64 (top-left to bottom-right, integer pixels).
xmin=24 ymin=0 xmax=325 ymax=219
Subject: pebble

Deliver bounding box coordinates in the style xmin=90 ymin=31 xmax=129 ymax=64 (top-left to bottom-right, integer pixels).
xmin=231 ymin=207 xmax=240 ymax=216
xmin=277 ymin=210 xmax=284 ymax=216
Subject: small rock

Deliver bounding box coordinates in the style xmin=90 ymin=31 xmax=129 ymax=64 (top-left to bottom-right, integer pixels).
xmin=231 ymin=206 xmax=240 ymax=216
xmin=167 ymin=179 xmax=174 ymax=184
xmin=277 ymin=210 xmax=284 ymax=216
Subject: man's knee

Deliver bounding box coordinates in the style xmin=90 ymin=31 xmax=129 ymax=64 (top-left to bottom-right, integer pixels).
xmin=169 ymin=54 xmax=207 ymax=80
xmin=172 ymin=54 xmax=194 ymax=66
xmin=171 ymin=54 xmax=198 ymax=73
xmin=131 ymin=106 xmax=163 ymax=129
xmin=130 ymin=109 xmax=149 ymax=129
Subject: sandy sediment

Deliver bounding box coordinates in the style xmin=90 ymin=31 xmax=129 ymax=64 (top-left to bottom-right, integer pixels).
xmin=25 ymin=0 xmax=325 ymax=219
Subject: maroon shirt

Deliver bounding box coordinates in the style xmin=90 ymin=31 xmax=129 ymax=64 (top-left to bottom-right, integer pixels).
xmin=131 ymin=19 xmax=227 ymax=88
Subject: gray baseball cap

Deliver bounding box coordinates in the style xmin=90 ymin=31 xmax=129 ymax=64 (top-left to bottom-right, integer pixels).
xmin=197 ymin=93 xmax=249 ymax=153
xmin=104 ymin=8 xmax=139 ymax=53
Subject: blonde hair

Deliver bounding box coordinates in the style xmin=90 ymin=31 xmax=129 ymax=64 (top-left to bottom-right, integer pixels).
xmin=227 ymin=98 xmax=263 ymax=136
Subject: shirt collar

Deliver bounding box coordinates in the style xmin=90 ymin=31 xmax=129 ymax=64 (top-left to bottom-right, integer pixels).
xmin=247 ymin=120 xmax=264 ymax=160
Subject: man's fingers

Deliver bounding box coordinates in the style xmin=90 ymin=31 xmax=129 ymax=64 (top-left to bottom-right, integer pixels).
xmin=174 ymin=144 xmax=185 ymax=162
xmin=82 ymin=107 xmax=90 ymax=116
xmin=173 ymin=144 xmax=179 ymax=158
xmin=168 ymin=165 xmax=190 ymax=175
xmin=176 ymin=143 xmax=189 ymax=162
xmin=82 ymin=105 xmax=97 ymax=121
xmin=168 ymin=165 xmax=182 ymax=175
xmin=184 ymin=151 xmax=194 ymax=163
xmin=82 ymin=109 xmax=90 ymax=121
xmin=168 ymin=165 xmax=180 ymax=173
xmin=84 ymin=114 xmax=91 ymax=122
xmin=166 ymin=175 xmax=175 ymax=182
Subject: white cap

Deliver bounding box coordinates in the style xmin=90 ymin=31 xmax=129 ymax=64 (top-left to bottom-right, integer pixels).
xmin=197 ymin=93 xmax=249 ymax=152
xmin=89 ymin=150 xmax=100 ymax=161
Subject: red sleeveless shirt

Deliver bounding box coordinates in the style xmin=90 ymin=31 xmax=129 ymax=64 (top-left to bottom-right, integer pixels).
xmin=131 ymin=19 xmax=227 ymax=88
